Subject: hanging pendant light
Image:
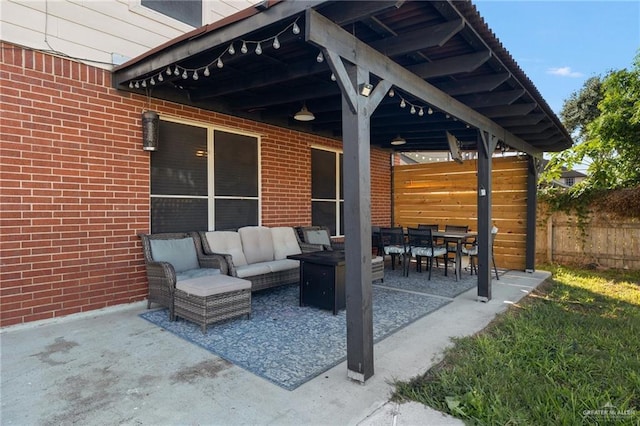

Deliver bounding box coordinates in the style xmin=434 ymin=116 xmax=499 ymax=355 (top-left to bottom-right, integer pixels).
xmin=390 ymin=135 xmax=406 ymax=146
xmin=294 ymin=103 xmax=315 ymax=121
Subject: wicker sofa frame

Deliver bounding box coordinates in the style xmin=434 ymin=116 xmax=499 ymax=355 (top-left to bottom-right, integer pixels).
xmin=139 ymin=232 xmax=230 ymax=320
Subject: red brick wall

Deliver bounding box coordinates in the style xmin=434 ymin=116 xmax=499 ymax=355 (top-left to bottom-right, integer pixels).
xmin=0 ymin=42 xmax=392 ymax=327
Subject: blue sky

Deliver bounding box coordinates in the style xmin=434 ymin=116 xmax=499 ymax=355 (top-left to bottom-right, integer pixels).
xmin=474 ymin=1 xmax=640 ymax=115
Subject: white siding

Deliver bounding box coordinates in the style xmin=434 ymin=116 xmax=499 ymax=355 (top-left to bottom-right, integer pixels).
xmin=1 ymin=0 xmax=261 ymax=70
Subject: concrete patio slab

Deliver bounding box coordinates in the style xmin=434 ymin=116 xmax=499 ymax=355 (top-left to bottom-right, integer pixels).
xmin=0 ymin=270 xmax=550 ymax=425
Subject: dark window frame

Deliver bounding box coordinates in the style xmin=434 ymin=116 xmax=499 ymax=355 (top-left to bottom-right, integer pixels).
xmin=311 ymin=147 xmax=344 ymax=236
xmin=150 ymin=118 xmax=260 ymax=232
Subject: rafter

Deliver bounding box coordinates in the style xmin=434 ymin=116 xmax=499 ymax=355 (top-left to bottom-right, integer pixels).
xmin=369 ymin=19 xmax=464 ymax=56
xmin=455 ymin=89 xmax=525 ymax=108
xmin=407 ymin=51 xmax=491 ymax=78
xmin=435 ymin=73 xmax=511 ymax=96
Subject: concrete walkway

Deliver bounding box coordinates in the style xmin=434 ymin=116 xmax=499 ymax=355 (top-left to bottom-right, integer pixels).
xmin=0 ymin=270 xmax=549 ymax=425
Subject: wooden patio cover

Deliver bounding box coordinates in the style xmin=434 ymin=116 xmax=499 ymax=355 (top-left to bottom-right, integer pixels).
xmin=113 ymin=0 xmax=572 ymax=383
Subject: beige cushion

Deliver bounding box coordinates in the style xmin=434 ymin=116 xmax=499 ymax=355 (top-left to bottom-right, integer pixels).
xmin=205 ymin=231 xmax=247 ymax=266
xmin=270 ymin=227 xmax=302 ymax=260
xmin=239 ymin=226 xmax=274 ymax=264
xmin=235 ymin=263 xmax=272 ymax=278
xmin=266 ymin=259 xmax=299 ymax=273
xmin=176 ymin=274 xmax=251 ymax=297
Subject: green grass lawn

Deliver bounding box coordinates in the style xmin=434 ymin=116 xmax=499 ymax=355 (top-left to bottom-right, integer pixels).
xmin=393 ymin=265 xmax=640 ymax=425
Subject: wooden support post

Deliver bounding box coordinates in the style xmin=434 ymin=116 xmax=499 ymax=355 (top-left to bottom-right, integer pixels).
xmin=525 ymin=155 xmax=538 ymax=272
xmin=321 ymin=36 xmax=391 ymax=384
xmin=477 ymin=131 xmax=496 ymax=301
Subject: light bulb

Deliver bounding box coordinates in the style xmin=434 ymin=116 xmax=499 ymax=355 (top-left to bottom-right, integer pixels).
xmin=316 ymin=51 xmax=324 ymax=63
xmin=292 ymin=22 xmax=300 ymax=34
xmin=400 ymin=99 xmax=406 ymax=108
xmin=241 ymin=41 xmax=248 ymax=54
xmin=228 ymin=42 xmax=235 ymax=55
xmin=217 ymin=58 xmax=223 ymax=68
xmin=134 ymin=81 xmax=139 ymax=88
xmin=158 ymin=74 xmax=163 ymax=82
xmin=272 ymin=36 xmax=280 ymax=49
xmin=174 ymin=66 xmax=180 ymax=76
xmin=192 ymin=70 xmax=198 ymax=80
xmin=255 ymin=42 xmax=262 ymax=55
xmin=388 ymin=88 xmax=394 ymax=97
xmin=129 ymin=82 xmax=133 ymax=88
xmin=410 ymin=105 xmax=416 ymax=114
xmin=150 ymin=77 xmax=155 ymax=85
xmin=418 ymin=107 xmax=424 ymax=116
xmin=428 ymin=107 xmax=433 ymax=115
xmin=182 ymin=70 xmax=188 ymax=79
xmin=203 ymin=66 xmax=210 ymax=77
xmin=166 ymin=66 xmax=172 ymax=75
xmin=330 ymin=73 xmax=336 ymax=81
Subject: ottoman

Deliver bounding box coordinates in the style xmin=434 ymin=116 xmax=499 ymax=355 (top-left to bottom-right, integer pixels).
xmin=174 ymin=274 xmax=252 ymax=333
xmin=372 ymin=256 xmax=384 ymax=283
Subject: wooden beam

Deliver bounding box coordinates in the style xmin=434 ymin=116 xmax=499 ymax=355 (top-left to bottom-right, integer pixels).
xmin=113 ymin=0 xmax=326 ymax=85
xmin=304 ymin=9 xmax=540 ymax=155
xmin=407 ymin=51 xmax=491 ymax=79
xmin=455 ymin=89 xmax=525 ymax=108
xmin=319 ymin=0 xmax=405 ymax=25
xmin=435 ymin=73 xmax=511 ymax=96
xmin=323 ymin=49 xmax=357 ymax=114
xmin=190 ymin=61 xmax=328 ymax=100
xmin=476 ymin=103 xmax=538 ymax=118
xmin=369 ymin=19 xmax=464 ymax=56
xmin=494 ymin=114 xmax=545 ymax=127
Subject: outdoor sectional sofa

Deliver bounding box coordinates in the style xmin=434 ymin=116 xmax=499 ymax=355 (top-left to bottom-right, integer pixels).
xmin=198 ymin=226 xmax=319 ymax=292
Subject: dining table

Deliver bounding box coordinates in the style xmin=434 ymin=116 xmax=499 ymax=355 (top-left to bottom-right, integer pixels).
xmin=431 ymin=230 xmax=476 ymax=281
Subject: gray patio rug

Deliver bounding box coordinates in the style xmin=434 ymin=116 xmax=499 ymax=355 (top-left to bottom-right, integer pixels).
xmin=379 ymin=265 xmax=479 ymax=298
xmin=140 ymin=281 xmax=450 ymax=390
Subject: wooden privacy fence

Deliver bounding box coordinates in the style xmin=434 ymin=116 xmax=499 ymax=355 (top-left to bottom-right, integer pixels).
xmin=536 ymin=209 xmax=640 ymax=270
xmin=393 ymin=156 xmax=530 ymax=271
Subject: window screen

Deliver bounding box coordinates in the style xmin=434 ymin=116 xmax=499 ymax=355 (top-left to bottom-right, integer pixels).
xmin=150 ymin=121 xmax=259 ymax=233
xmin=311 ymin=148 xmax=343 ymax=236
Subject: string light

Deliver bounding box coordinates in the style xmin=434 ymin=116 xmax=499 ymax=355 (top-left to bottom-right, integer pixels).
xmin=386 ymin=88 xmax=457 ymax=122
xmin=126 ymin=18 xmax=302 ymax=89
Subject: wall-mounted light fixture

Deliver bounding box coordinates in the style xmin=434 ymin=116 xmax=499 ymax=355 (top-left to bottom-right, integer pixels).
xmin=142 ymin=110 xmax=159 ymax=151
xmin=359 ymin=83 xmax=373 ymax=97
xmin=294 ymin=103 xmax=315 ymax=121
xmin=390 ymin=135 xmax=406 ymax=146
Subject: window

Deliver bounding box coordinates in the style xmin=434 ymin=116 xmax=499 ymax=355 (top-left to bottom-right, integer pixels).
xmin=142 ymin=0 xmax=202 ymax=27
xmin=311 ymin=147 xmax=343 ymax=236
xmin=565 ymin=177 xmax=575 ymax=186
xmin=151 ymin=120 xmax=259 ymax=233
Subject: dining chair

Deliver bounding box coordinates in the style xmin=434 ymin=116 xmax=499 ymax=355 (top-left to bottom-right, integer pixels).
xmin=372 ymin=226 xmax=390 ymax=258
xmin=380 ymin=227 xmax=409 ymax=275
xmin=407 ymin=227 xmax=448 ymax=280
xmin=462 ymin=226 xmax=500 ymax=280
xmin=416 ymin=224 xmax=441 ymax=270
xmin=444 ymin=224 xmax=470 ymax=268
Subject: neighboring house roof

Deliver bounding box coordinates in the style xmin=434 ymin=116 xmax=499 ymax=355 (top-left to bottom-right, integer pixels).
xmin=113 ymin=0 xmax=572 ymax=154
xmin=561 ymin=169 xmax=587 ymax=179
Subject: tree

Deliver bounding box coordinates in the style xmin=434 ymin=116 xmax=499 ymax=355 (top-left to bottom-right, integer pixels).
xmin=541 ymin=52 xmax=640 ymax=191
